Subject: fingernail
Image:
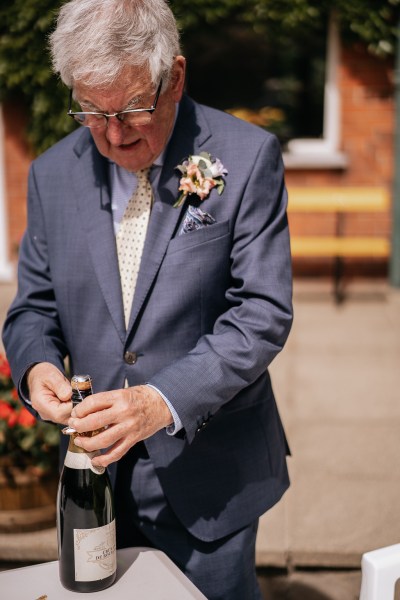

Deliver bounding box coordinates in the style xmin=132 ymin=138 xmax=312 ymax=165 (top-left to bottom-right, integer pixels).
xmin=74 ymin=437 xmax=82 ymax=447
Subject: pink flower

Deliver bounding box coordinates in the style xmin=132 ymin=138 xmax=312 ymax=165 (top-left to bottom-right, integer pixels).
xmin=197 ymin=177 xmax=216 ymax=200
xmin=179 ymin=176 xmax=199 ymax=196
xmin=174 ymin=152 xmax=227 ymax=208
xmin=186 ymin=163 xmax=201 ymax=178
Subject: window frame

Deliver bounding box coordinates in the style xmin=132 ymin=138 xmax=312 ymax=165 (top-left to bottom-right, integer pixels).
xmin=283 ymin=14 xmax=348 ymax=170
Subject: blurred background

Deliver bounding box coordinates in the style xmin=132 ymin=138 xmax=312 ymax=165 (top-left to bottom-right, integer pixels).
xmin=0 ymin=2 xmax=400 ymax=598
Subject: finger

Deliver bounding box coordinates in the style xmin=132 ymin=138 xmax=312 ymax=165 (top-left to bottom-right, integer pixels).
xmin=73 ymin=419 xmax=139 ymax=458
xmin=54 ymin=400 xmax=73 ymax=424
xmin=71 ymin=417 xmax=131 ymax=449
xmin=56 ymin=379 xmax=73 ymax=402
xmin=72 ymin=423 xmax=115 ymax=449
xmin=71 ymin=391 xmax=116 ymax=418
xmin=34 ymin=395 xmax=72 ymax=425
xmin=46 ymin=371 xmax=72 ymax=402
xmin=68 ymin=405 xmax=118 ymax=433
xmin=91 ymin=438 xmax=135 ymax=468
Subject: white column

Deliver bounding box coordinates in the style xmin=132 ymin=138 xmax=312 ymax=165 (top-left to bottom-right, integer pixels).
xmin=323 ymin=12 xmax=341 ymax=151
xmin=0 ymin=104 xmax=14 ymax=281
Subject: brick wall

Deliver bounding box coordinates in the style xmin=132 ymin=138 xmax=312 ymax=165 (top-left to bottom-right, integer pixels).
xmin=3 ymin=99 xmax=33 ymax=260
xmin=286 ymin=43 xmax=394 ymax=276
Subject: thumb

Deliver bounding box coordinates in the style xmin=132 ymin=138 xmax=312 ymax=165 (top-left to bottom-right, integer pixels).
xmin=57 ymin=376 xmax=73 ymax=403
xmin=45 ymin=367 xmax=71 ymax=402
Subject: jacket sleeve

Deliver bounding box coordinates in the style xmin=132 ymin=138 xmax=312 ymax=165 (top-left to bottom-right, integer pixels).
xmin=2 ymin=163 xmax=68 ymax=401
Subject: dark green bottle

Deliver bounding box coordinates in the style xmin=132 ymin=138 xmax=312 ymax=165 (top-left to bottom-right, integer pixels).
xmin=57 ymin=374 xmax=116 ymax=592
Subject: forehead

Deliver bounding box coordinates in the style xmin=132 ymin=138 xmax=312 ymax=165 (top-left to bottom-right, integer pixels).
xmin=74 ymin=65 xmax=153 ymax=108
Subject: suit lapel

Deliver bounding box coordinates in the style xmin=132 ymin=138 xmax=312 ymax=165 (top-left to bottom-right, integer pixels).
xmin=72 ymin=136 xmax=126 ymax=343
xmin=70 ymin=98 xmax=212 ymax=343
xmin=127 ymin=96 xmax=212 ymax=334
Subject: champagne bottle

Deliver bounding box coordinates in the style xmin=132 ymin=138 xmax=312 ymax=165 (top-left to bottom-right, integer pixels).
xmin=57 ymin=374 xmax=116 ymax=592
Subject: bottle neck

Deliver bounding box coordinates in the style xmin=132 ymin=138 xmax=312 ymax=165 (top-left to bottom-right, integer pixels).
xmin=67 ymin=433 xmax=90 ymax=454
xmin=64 ymin=438 xmax=104 ymax=474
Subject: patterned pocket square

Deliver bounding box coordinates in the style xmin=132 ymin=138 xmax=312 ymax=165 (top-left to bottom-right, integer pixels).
xmin=179 ymin=205 xmax=216 ymax=235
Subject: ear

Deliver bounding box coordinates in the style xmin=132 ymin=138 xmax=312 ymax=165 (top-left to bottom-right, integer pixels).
xmin=170 ymin=56 xmax=186 ymax=102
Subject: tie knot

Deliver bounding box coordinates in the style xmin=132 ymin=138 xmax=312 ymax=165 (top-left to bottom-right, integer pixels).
xmin=136 ymin=168 xmax=150 ymax=183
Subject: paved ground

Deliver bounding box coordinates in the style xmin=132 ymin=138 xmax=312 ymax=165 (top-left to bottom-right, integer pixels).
xmin=1 ymin=277 xmax=400 ymax=599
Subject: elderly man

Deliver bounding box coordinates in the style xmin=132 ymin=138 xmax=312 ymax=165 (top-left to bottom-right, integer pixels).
xmin=2 ymin=1 xmax=293 ymax=598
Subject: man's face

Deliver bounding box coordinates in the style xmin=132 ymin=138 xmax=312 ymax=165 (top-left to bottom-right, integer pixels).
xmin=73 ymin=57 xmax=186 ymax=172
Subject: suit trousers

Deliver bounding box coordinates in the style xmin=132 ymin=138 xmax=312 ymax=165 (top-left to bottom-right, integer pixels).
xmin=114 ymin=442 xmax=263 ymax=600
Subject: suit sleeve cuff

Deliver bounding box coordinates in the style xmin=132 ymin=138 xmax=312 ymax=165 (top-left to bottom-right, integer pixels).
xmin=19 ymin=363 xmax=39 ymax=405
xmin=146 ymin=383 xmax=183 ymax=435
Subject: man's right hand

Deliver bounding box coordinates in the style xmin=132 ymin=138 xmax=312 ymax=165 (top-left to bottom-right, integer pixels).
xmin=27 ymin=362 xmax=72 ymax=425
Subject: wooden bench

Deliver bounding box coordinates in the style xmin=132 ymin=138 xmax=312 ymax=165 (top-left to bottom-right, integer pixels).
xmin=287 ymin=187 xmax=391 ymax=302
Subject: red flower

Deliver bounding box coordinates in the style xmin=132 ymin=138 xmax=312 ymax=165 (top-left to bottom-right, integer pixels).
xmin=17 ymin=407 xmax=37 ymax=428
xmin=7 ymin=409 xmax=19 ymax=428
xmin=0 ymin=355 xmax=11 ymax=379
xmin=0 ymin=401 xmax=13 ymax=420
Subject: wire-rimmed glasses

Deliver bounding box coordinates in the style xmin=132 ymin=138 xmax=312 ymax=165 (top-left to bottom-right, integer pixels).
xmin=67 ymin=79 xmax=163 ymax=128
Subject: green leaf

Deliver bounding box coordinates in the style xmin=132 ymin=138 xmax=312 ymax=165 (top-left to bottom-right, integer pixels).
xmin=217 ymin=181 xmax=225 ymax=195
xmin=197 ymin=159 xmax=209 ymax=171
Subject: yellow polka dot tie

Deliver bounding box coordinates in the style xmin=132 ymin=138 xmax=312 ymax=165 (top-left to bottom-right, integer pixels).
xmin=116 ymin=168 xmax=152 ymax=328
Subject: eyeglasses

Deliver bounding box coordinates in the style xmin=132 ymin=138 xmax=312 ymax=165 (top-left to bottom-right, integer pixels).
xmin=67 ymin=79 xmax=163 ymax=128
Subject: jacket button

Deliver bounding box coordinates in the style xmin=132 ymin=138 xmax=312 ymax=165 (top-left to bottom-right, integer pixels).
xmin=124 ymin=351 xmax=137 ymax=365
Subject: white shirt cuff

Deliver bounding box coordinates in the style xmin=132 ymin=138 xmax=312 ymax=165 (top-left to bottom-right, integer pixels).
xmin=146 ymin=384 xmax=183 ymax=435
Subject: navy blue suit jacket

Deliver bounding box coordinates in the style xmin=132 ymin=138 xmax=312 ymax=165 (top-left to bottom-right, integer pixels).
xmin=3 ymin=95 xmax=293 ymax=542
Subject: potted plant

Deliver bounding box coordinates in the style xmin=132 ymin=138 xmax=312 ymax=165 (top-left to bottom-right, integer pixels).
xmin=0 ymin=354 xmax=60 ymax=531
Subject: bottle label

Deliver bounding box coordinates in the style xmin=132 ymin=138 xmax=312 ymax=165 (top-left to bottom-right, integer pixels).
xmin=74 ymin=520 xmax=116 ymax=582
xmin=64 ymin=449 xmax=105 ymax=475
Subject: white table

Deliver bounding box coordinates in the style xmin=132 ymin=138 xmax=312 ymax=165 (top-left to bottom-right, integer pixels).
xmin=0 ymin=547 xmax=207 ymax=599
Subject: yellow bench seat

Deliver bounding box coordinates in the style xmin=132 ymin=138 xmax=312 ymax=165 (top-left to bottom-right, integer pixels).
xmin=288 ymin=187 xmax=390 ymax=212
xmin=291 ymin=236 xmax=390 ymax=258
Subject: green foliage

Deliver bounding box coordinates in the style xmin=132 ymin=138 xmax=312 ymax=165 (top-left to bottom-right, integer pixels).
xmin=0 ymin=0 xmax=398 ymax=154
xmin=0 ymin=0 xmax=76 ymax=154
xmin=334 ymin=0 xmax=400 ymax=55
xmin=175 ymin=0 xmax=400 ymax=54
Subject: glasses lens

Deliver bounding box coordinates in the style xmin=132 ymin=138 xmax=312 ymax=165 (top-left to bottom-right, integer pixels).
xmin=70 ymin=109 xmax=154 ymax=128
xmin=119 ymin=111 xmax=153 ymax=126
xmin=72 ymin=113 xmax=107 ymax=128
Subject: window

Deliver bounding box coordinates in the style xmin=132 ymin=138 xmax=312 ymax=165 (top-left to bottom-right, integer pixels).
xmin=183 ymin=12 xmax=347 ymax=169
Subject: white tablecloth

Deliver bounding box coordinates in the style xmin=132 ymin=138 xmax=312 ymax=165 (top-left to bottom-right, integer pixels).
xmin=0 ymin=546 xmax=207 ymax=599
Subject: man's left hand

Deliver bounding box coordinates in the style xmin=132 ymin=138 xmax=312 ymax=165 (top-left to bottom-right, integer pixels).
xmin=67 ymin=385 xmax=173 ymax=467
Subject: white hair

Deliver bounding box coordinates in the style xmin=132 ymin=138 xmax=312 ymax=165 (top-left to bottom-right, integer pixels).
xmin=49 ymin=0 xmax=181 ymax=88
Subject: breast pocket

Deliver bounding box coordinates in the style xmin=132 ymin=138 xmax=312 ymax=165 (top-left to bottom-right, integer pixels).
xmin=166 ymin=219 xmax=230 ymax=256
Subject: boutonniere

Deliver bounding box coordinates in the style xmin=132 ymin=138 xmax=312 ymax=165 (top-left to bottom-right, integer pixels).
xmin=174 ymin=152 xmax=228 ymax=208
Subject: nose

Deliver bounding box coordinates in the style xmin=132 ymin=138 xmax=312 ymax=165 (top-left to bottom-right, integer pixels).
xmin=105 ymin=116 xmax=125 ymax=145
